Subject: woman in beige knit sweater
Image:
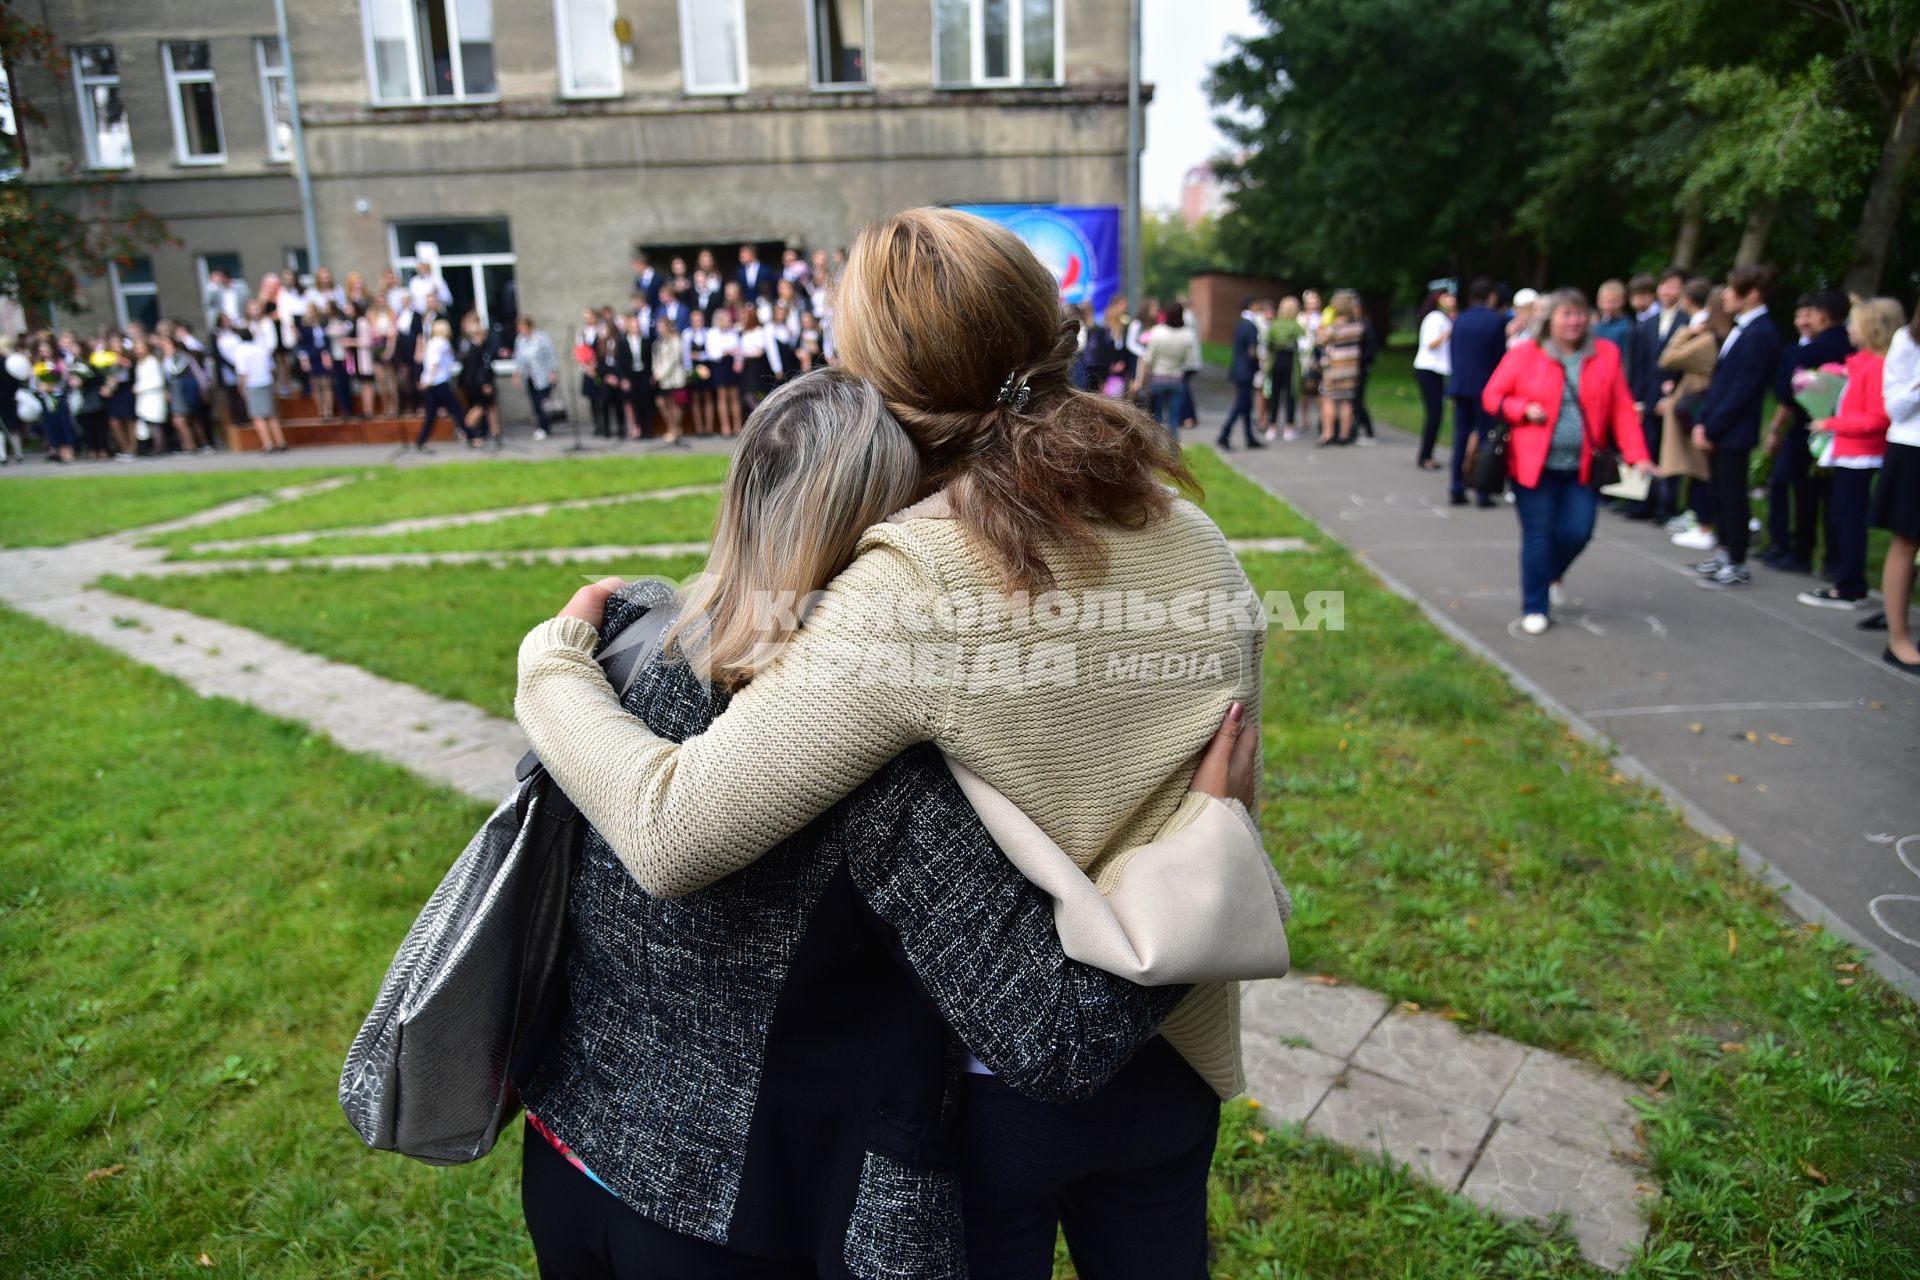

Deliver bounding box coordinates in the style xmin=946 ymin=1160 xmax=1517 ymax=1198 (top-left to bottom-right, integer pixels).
xmin=517 ymin=208 xmax=1266 ymax=1275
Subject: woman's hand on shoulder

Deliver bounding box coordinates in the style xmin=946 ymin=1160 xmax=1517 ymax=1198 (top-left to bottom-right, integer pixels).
xmin=559 ymin=576 xmax=625 ymax=628
xmin=1189 ymin=701 xmax=1258 ymax=810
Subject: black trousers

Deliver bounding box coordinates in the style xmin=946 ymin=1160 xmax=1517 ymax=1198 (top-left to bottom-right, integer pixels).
xmin=1415 ymin=369 xmax=1445 ymax=462
xmin=1267 ymin=351 xmax=1296 ymax=426
xmin=961 ymin=1038 xmax=1219 ymax=1280
xmin=416 ymin=383 xmax=463 ymax=447
xmin=1710 ymin=446 xmax=1754 ymax=564
xmin=527 ymin=380 xmax=555 ymax=433
xmin=1218 ymin=378 xmax=1256 ymax=444
xmin=1766 ymin=423 xmax=1827 ymax=564
xmin=522 ymin=1124 xmax=817 ymax=1280
xmin=1450 ymin=395 xmax=1492 ymax=500
xmin=1354 ymin=365 xmax=1375 ymax=437
xmin=1828 ymin=466 xmax=1875 ymax=598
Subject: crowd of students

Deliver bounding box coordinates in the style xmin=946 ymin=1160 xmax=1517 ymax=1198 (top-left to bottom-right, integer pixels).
xmin=568 ymin=246 xmax=839 ymax=448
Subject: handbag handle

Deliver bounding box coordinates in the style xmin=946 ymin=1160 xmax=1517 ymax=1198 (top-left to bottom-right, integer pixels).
xmin=515 ymin=600 xmax=679 ymax=785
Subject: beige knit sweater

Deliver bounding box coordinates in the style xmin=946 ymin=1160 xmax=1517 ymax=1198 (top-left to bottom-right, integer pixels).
xmin=515 ymin=495 xmax=1266 ymax=1096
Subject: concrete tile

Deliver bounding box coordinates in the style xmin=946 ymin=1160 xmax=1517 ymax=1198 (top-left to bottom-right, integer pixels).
xmin=1461 ymin=1122 xmax=1650 ymax=1272
xmin=1352 ymin=1009 xmax=1529 ymax=1112
xmin=1241 ymin=1036 xmax=1342 ymax=1125
xmin=1496 ymin=1050 xmax=1645 ymax=1158
xmin=1241 ymin=975 xmax=1389 ymax=1061
xmin=1307 ymin=1067 xmax=1494 ymax=1190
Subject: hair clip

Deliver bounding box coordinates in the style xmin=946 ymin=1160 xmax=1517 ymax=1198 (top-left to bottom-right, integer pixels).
xmin=996 ymin=371 xmax=1033 ymax=410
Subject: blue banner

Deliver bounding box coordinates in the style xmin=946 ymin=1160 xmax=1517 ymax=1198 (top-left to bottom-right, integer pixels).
xmin=954 ymin=204 xmax=1123 ymax=316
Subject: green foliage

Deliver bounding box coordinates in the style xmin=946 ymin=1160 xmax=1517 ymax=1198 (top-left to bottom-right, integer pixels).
xmin=1142 ymin=212 xmax=1237 ymax=304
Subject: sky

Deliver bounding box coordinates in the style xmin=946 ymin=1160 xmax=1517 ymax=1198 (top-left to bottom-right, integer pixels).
xmin=1140 ymin=0 xmax=1263 ymax=212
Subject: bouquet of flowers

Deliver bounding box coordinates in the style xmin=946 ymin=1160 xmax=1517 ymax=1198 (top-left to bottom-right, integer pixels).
xmin=1790 ymin=363 xmax=1847 ymax=422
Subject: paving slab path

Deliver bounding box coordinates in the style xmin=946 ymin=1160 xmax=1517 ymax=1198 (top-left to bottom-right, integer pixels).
xmin=1207 ymin=415 xmax=1920 ymax=1002
xmin=0 ymin=457 xmax=1655 ymax=1270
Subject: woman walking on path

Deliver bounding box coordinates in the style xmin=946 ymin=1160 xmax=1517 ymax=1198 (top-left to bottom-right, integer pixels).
xmin=1134 ymin=302 xmax=1198 ymax=438
xmin=1413 ymin=288 xmax=1456 ymax=470
xmin=1799 ymin=298 xmax=1904 ymax=611
xmin=1316 ymin=291 xmax=1365 ymax=446
xmin=1482 ymin=287 xmax=1651 ymax=635
xmin=1263 ymin=296 xmax=1304 ymax=440
xmin=519 ymin=209 xmax=1269 ymax=1278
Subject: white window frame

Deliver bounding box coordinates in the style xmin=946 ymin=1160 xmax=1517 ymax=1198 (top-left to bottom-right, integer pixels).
xmin=678 ymin=0 xmax=748 ymax=96
xmin=933 ymin=0 xmax=1064 ymax=89
xmin=387 ymin=220 xmax=515 ymax=328
xmin=807 ymin=0 xmax=874 ymax=92
xmin=71 ymin=45 xmax=132 ymax=170
xmin=256 ymin=37 xmax=293 ymax=162
xmin=359 ymin=0 xmax=501 ymax=106
xmin=110 ymin=258 xmax=159 ymax=329
xmin=162 ymin=40 xmax=227 ymax=166
xmin=555 ymin=0 xmax=623 ymax=99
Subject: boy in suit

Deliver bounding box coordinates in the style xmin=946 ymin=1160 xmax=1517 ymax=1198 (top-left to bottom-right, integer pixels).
xmin=1761 ymin=290 xmax=1853 ymax=573
xmin=1625 ymin=269 xmax=1690 ymax=521
xmin=1217 ymin=298 xmax=1267 ymax=449
xmin=1447 ymin=279 xmax=1508 ymax=507
xmin=1694 ymin=264 xmax=1783 ymax=588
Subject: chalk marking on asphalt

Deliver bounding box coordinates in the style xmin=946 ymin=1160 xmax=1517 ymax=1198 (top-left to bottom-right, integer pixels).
xmin=1870 ymin=838 xmax=1920 ymax=949
xmin=1573 ymin=609 xmax=1669 ymax=640
xmin=1580 ymin=700 xmax=1863 ymax=718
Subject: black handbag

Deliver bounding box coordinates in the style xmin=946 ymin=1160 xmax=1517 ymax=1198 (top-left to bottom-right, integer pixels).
xmin=340 ymin=586 xmax=678 ymax=1164
xmin=1473 ymin=422 xmax=1510 ymax=493
xmin=1589 ymin=443 xmax=1621 ymax=490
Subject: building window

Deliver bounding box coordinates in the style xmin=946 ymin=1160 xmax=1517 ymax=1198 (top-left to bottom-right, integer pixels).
xmin=556 ymin=0 xmax=622 ymax=98
xmin=362 ymin=0 xmax=498 ymax=104
xmin=390 ymin=217 xmax=515 ymax=329
xmin=162 ymin=41 xmax=226 ymax=164
xmin=257 ymin=38 xmax=294 ymax=161
xmin=112 ymin=257 xmax=161 ymax=329
xmin=72 ymin=45 xmax=132 ymax=169
xmin=679 ymin=0 xmax=747 ymax=95
xmin=933 ymin=0 xmax=1059 ymax=87
xmin=809 ymin=0 xmax=871 ymax=89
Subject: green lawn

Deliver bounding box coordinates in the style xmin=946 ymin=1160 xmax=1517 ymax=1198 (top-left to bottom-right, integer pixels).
xmin=0 ymin=467 xmax=352 ymax=548
xmin=142 ymin=455 xmax=728 ymax=553
xmin=165 ymin=491 xmax=723 ymax=562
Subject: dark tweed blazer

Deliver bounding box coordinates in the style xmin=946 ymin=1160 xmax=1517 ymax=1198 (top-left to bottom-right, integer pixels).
xmin=521 ymin=586 xmax=1183 ymax=1279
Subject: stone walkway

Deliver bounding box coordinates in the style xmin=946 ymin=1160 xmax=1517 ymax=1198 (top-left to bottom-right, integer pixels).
xmin=0 ymin=468 xmax=1652 ymax=1270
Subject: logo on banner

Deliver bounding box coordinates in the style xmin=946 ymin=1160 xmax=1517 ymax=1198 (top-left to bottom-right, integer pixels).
xmin=998 ymin=208 xmax=1098 ymax=307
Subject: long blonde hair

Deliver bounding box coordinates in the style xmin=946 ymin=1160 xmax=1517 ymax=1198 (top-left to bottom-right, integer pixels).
xmin=834 ymin=207 xmax=1193 ymax=592
xmin=666 ymin=368 xmax=921 ymax=690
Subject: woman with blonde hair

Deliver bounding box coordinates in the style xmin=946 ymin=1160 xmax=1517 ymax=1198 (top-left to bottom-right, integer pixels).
xmin=1799 ymin=297 xmax=1906 ymax=610
xmin=519 ymin=208 xmax=1269 ymax=1275
xmin=1316 ymin=290 xmax=1365 ymax=446
xmin=513 ymin=368 xmax=1267 ymax=1277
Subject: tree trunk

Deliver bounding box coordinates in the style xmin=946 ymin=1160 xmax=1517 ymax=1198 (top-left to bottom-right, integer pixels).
xmin=1671 ymin=198 xmax=1704 ymax=271
xmin=1843 ymin=37 xmax=1920 ymax=298
xmin=1734 ymin=201 xmax=1775 ymax=267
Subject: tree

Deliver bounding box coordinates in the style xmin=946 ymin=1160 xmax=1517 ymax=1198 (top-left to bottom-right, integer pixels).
xmin=0 ymin=6 xmax=170 ymax=322
xmin=1141 ymin=212 xmax=1238 ymax=302
xmin=1208 ymin=0 xmax=1560 ymax=299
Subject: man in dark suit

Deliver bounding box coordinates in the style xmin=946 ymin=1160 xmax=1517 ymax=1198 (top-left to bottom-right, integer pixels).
xmin=1761 ymin=289 xmax=1853 ymax=573
xmin=1624 ymin=268 xmax=1690 ymax=520
xmin=1217 ymin=298 xmax=1267 ymax=449
xmin=1694 ymin=264 xmax=1783 ymax=588
xmin=1447 ymin=278 xmax=1509 ymax=507
xmin=737 ymin=246 xmax=772 ymax=300
xmin=632 ymin=254 xmax=661 ymax=309
xmin=612 ymin=309 xmax=654 ymax=439
xmin=657 ymin=286 xmax=692 ymax=334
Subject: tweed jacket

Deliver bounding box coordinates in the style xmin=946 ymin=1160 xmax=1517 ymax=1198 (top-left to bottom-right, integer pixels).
xmin=520 ymin=585 xmax=1183 ymax=1279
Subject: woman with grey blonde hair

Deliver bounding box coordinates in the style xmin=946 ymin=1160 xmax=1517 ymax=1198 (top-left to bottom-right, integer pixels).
xmin=1483 ymin=287 xmax=1653 ymax=634
xmin=512 ymin=367 xmax=1268 ymax=1277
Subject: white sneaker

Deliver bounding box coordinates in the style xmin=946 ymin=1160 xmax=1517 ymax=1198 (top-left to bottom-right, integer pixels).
xmin=1663 ymin=514 xmax=1696 ymax=535
xmin=1672 ymin=527 xmax=1718 ymax=551
xmin=532 ymin=429 xmax=548 ymax=441
xmin=1282 ymin=429 xmax=1299 ymax=442
xmin=1521 ymin=613 xmax=1550 ymax=636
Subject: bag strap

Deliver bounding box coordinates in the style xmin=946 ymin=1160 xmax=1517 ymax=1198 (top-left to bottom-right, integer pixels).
xmin=514 ymin=601 xmax=679 ymax=784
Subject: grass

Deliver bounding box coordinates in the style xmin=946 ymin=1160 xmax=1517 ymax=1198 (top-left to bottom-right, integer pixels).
xmin=165 ymin=491 xmax=724 ymax=562
xmin=103 ymin=556 xmax=708 ymax=719
xmin=0 ymin=467 xmax=350 ymax=548
xmin=141 ymin=455 xmax=729 ymax=553
xmin=0 ymin=605 xmax=528 ymax=1278
xmin=96 ymin=448 xmax=1920 ymax=1275
xmin=0 ymin=597 xmax=1605 ymax=1276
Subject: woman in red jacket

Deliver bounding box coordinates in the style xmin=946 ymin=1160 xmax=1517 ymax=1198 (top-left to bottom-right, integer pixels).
xmin=1801 ymin=297 xmax=1908 ymax=609
xmin=1482 ymin=288 xmax=1652 ymax=635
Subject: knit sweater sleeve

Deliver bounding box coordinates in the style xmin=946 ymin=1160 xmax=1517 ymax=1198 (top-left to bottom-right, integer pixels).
xmin=515 ymin=541 xmax=953 ymax=898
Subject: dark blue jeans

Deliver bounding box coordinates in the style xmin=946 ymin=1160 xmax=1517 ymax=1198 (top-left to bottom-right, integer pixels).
xmin=1450 ymin=395 xmax=1492 ymax=500
xmin=1513 ymin=467 xmax=1598 ymax=616
xmin=1766 ymin=423 xmax=1827 ymax=564
xmin=1150 ymin=381 xmax=1183 ymax=440
xmin=1828 ymin=466 xmax=1876 ymax=599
